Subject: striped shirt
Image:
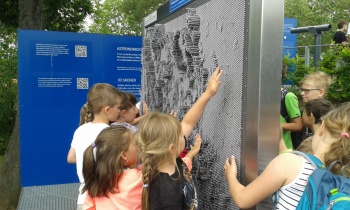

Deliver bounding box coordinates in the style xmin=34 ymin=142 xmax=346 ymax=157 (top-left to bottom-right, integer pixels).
xmin=275 ymin=156 xmax=315 ymax=210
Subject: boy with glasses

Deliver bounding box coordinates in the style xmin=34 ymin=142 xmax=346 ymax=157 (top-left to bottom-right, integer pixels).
xmin=298 ymin=71 xmax=332 ymax=145
xmin=299 ymin=71 xmax=332 ymax=103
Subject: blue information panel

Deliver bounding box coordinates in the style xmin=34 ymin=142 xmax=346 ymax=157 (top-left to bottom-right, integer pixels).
xmin=283 ymin=18 xmax=298 ymax=85
xmin=170 ymin=0 xmax=190 ymax=13
xmin=18 ymin=30 xmax=142 ymax=187
xmin=283 ymin=18 xmax=297 ymax=58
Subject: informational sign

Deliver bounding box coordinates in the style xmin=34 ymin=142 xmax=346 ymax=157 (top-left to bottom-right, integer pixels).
xmin=170 ymin=0 xmax=191 ymax=13
xmin=283 ymin=18 xmax=298 ymax=58
xmin=18 ymin=30 xmax=142 ymax=187
xmin=283 ymin=18 xmax=298 ymax=85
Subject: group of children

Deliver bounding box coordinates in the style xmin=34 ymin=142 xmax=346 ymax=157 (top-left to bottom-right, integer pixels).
xmin=67 ymin=67 xmax=223 ymax=210
xmin=67 ymin=64 xmax=350 ymax=210
xmin=223 ymin=65 xmax=350 ymax=209
xmin=280 ymin=62 xmax=333 ymax=151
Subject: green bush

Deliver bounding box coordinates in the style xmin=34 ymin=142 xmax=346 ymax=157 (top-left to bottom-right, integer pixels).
xmin=284 ymin=46 xmax=350 ymax=104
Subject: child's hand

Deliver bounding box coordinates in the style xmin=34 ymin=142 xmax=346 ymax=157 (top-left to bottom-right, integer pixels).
xmin=190 ymin=133 xmax=202 ymax=157
xmin=205 ymin=66 xmax=223 ymax=97
xmin=142 ymin=102 xmax=149 ymax=114
xmin=224 ymin=156 xmax=238 ymax=180
xmin=169 ymin=110 xmax=177 ymax=117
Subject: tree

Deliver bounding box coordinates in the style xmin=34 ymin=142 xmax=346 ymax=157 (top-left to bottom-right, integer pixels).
xmin=285 ymin=0 xmax=350 ymax=49
xmin=0 ymin=0 xmax=93 ymax=31
xmin=0 ymin=24 xmax=17 ymax=155
xmin=0 ymin=0 xmax=92 ymax=209
xmin=90 ymin=0 xmax=166 ymax=35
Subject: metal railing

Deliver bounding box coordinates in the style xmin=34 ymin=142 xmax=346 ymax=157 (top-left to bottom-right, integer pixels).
xmin=283 ymin=43 xmax=350 ymax=67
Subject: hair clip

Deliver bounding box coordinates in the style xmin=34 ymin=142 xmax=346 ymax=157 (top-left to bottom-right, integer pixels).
xmin=91 ymin=142 xmax=96 ymax=148
xmin=341 ymin=133 xmax=349 ymax=138
xmin=92 ymin=147 xmax=97 ymax=162
xmin=143 ymin=184 xmax=149 ymax=188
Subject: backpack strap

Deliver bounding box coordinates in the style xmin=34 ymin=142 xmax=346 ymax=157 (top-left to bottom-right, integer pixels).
xmin=290 ymin=151 xmax=325 ymax=169
xmin=280 ymin=89 xmax=290 ymax=122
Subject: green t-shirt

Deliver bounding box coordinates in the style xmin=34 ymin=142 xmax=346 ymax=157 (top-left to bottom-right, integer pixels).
xmin=280 ymin=92 xmax=301 ymax=149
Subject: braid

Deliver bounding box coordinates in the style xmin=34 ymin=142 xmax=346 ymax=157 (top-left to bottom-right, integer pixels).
xmin=85 ymin=103 xmax=92 ymax=123
xmin=141 ymin=155 xmax=152 ymax=210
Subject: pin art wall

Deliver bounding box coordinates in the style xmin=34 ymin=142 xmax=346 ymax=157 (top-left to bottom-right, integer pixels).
xmin=141 ymin=0 xmax=284 ymax=209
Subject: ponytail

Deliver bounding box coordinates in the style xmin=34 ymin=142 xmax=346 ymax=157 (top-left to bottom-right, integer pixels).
xmin=322 ymin=102 xmax=350 ymax=176
xmin=82 ymin=144 xmax=97 ymax=195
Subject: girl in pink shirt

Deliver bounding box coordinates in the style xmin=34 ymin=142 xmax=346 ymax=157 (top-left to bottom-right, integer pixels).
xmin=82 ymin=126 xmax=141 ymax=210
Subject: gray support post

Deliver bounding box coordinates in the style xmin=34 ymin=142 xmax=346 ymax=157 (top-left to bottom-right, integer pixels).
xmin=247 ymin=0 xmax=284 ymax=209
xmin=314 ymin=34 xmax=322 ymax=68
xmin=305 ymin=46 xmax=310 ymax=67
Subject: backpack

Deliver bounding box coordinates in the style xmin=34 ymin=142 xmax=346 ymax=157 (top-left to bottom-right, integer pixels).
xmin=274 ymin=151 xmax=350 ymax=210
xmin=280 ymin=89 xmax=304 ymax=149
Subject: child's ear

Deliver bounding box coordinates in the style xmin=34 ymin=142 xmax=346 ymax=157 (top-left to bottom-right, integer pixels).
xmin=120 ymin=152 xmax=127 ymax=162
xmin=168 ymin=143 xmax=175 ymax=154
xmin=310 ymin=113 xmax=315 ymax=124
xmin=319 ymin=89 xmax=325 ymax=98
xmin=104 ymin=106 xmax=111 ymax=114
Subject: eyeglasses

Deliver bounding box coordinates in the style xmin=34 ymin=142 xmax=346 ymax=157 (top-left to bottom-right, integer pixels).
xmin=300 ymin=88 xmax=321 ymax=94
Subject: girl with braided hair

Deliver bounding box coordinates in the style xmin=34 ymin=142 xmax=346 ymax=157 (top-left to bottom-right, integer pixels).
xmin=136 ymin=67 xmax=223 ymax=210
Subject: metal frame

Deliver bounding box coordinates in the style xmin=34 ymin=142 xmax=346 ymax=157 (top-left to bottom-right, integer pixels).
xmin=246 ymin=0 xmax=284 ymax=209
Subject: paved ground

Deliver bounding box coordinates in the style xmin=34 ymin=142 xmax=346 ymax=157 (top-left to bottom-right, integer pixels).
xmin=17 ymin=183 xmax=80 ymax=210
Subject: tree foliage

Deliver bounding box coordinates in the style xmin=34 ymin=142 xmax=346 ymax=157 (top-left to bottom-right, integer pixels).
xmin=0 ymin=25 xmax=17 ymax=155
xmin=90 ymin=0 xmax=166 ymax=35
xmin=0 ymin=0 xmax=93 ymax=31
xmin=285 ymin=0 xmax=350 ymax=48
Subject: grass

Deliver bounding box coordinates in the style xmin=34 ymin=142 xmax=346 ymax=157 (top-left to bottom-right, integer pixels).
xmin=0 ymin=155 xmax=3 ymax=167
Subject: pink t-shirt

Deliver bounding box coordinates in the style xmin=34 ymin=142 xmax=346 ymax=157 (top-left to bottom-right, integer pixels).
xmin=83 ymin=169 xmax=142 ymax=210
xmin=82 ymin=157 xmax=192 ymax=210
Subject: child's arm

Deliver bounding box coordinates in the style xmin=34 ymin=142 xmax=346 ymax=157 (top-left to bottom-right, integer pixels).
xmin=224 ymin=154 xmax=300 ymax=209
xmin=182 ymin=67 xmax=223 ymax=138
xmin=131 ymin=102 xmax=149 ymax=125
xmin=67 ymin=147 xmax=76 ymax=163
xmin=281 ymin=93 xmax=303 ymax=132
xmin=182 ymin=133 xmax=202 ymax=171
xmin=281 ymin=116 xmax=302 ymax=132
xmin=278 ymin=125 xmax=291 ymax=153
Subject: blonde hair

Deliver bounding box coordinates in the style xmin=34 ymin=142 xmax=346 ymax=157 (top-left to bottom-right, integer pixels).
xmin=322 ymin=102 xmax=350 ymax=176
xmin=299 ymin=71 xmax=332 ymax=93
xmin=85 ymin=83 xmax=123 ymax=122
xmin=135 ymin=112 xmax=182 ymax=210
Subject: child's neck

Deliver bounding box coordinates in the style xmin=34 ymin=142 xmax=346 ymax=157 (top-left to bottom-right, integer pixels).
xmin=157 ymin=159 xmax=176 ymax=175
xmin=92 ymin=114 xmax=109 ymax=124
xmin=311 ymin=124 xmax=320 ymax=133
xmin=114 ymin=119 xmax=127 ymax=123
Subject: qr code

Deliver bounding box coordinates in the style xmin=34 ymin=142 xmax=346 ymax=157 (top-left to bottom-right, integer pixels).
xmin=75 ymin=45 xmax=87 ymax=57
xmin=77 ymin=78 xmax=89 ymax=89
